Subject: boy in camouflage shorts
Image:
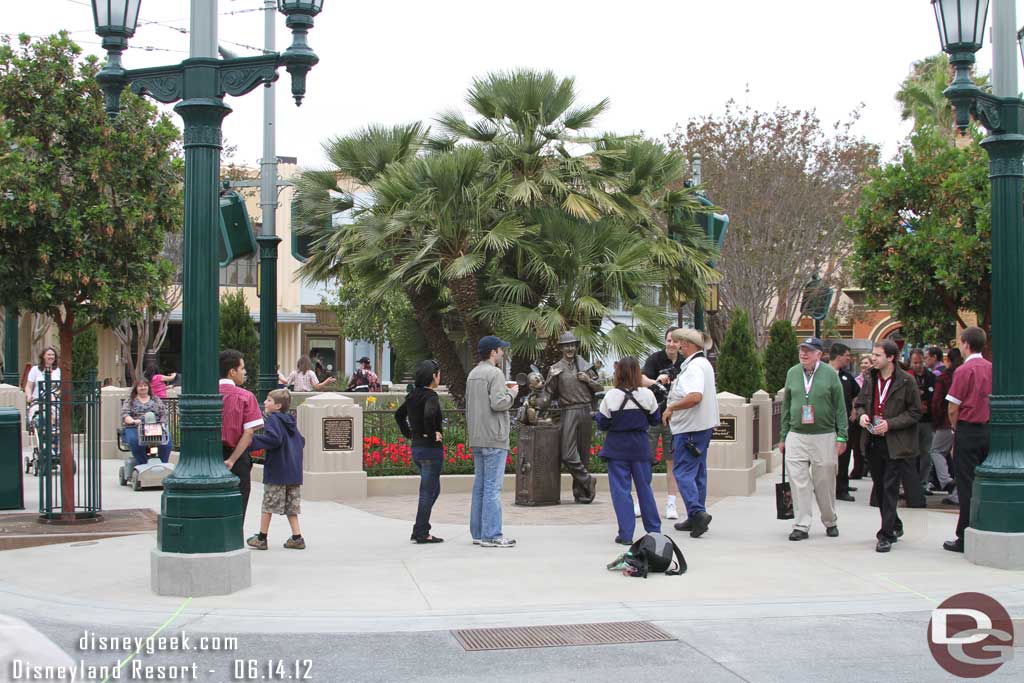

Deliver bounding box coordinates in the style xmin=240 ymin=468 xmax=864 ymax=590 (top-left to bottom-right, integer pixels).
xmin=245 ymin=389 xmax=307 ymax=550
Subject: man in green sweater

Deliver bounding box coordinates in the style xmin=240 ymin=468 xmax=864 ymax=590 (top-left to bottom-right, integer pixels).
xmin=778 ymin=337 xmax=848 ymax=541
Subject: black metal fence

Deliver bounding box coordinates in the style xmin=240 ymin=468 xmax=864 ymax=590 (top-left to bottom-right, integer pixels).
xmin=752 ymin=404 xmax=760 ymax=457
xmin=771 ymin=399 xmax=782 ymax=446
xmin=36 ymin=370 xmax=101 ymax=520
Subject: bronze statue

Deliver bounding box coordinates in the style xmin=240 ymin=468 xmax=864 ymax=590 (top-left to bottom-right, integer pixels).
xmin=516 ymin=372 xmax=557 ymax=425
xmin=545 ymin=331 xmax=600 ymax=503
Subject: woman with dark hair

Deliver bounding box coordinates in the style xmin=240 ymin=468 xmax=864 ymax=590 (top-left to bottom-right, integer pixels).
xmin=143 ymin=359 xmax=177 ymax=399
xmin=278 ymin=355 xmax=336 ymax=392
xmin=120 ymin=378 xmax=172 ymax=465
xmin=594 ymin=356 xmax=662 ymax=545
xmin=394 ymin=359 xmax=444 ymax=543
xmin=930 ymin=347 xmax=964 ymax=500
xmin=24 ymin=346 xmax=60 ymax=405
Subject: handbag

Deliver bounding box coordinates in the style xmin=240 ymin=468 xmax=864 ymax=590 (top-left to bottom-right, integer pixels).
xmin=775 ymin=454 xmax=794 ymax=520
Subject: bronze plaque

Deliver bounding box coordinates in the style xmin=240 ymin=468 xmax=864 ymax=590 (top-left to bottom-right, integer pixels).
xmin=322 ymin=417 xmax=354 ymax=451
xmin=712 ymin=416 xmax=736 ymax=441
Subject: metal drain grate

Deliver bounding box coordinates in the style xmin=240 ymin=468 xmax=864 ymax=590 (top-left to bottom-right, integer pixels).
xmin=452 ymin=621 xmax=676 ymax=651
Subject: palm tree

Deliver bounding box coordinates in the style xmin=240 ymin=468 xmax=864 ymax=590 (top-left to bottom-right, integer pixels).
xmin=895 ymin=53 xmax=988 ymax=141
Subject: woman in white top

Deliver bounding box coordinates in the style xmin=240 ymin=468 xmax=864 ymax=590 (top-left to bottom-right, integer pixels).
xmin=24 ymin=347 xmax=61 ymax=404
xmin=278 ymin=355 xmax=336 ymax=392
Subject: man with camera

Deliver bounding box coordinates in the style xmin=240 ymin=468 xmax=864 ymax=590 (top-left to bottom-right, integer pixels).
xmin=642 ymin=326 xmax=682 ymax=519
xmin=661 ymin=328 xmax=718 ymax=538
xmin=853 ymin=340 xmax=921 ymax=553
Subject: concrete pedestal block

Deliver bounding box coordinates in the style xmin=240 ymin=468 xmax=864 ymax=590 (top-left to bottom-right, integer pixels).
xmin=303 ymin=470 xmax=368 ymax=502
xmin=100 ymin=386 xmax=130 ymax=460
xmin=965 ymin=528 xmax=1024 ymax=570
xmin=706 ymin=463 xmax=758 ymax=497
xmin=151 ymin=548 xmax=251 ymax=596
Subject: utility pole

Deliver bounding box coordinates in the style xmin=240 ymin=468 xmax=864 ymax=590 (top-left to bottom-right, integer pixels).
xmin=257 ymin=0 xmax=282 ymax=403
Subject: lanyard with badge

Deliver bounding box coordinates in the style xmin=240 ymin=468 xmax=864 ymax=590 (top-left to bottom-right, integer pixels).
xmin=801 ymin=362 xmax=818 ymax=424
xmin=875 ymin=376 xmax=892 ymax=417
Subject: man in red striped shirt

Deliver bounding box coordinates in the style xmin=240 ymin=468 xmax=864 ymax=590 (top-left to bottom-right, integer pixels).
xmin=220 ymin=349 xmax=264 ymax=523
xmin=943 ymin=327 xmax=992 ymax=554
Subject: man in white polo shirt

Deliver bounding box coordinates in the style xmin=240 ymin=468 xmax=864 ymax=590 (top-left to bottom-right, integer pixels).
xmin=661 ymin=328 xmax=719 ymax=538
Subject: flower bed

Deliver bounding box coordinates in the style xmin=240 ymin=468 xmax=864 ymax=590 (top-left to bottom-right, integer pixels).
xmin=362 ymin=409 xmax=670 ymax=476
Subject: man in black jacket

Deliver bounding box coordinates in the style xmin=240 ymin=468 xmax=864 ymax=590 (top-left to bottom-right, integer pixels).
xmin=642 ymin=326 xmax=682 ymax=519
xmin=829 ymin=343 xmax=859 ymax=502
xmin=853 ymin=340 xmax=922 ymax=553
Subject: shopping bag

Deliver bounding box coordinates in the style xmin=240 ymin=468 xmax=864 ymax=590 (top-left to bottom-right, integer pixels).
xmin=775 ymin=457 xmax=794 ymax=520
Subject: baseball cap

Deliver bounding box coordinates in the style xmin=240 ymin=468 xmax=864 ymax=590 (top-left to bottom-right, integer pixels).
xmin=799 ymin=337 xmax=824 ymax=352
xmin=478 ymin=335 xmax=511 ymax=355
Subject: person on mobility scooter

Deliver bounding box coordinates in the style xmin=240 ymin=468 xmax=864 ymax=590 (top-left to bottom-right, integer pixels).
xmin=118 ymin=378 xmax=173 ymax=489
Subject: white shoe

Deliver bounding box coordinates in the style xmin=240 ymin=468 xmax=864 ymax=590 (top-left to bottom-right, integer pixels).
xmin=634 ymin=501 xmax=642 ymax=517
xmin=665 ymin=501 xmax=679 ymax=519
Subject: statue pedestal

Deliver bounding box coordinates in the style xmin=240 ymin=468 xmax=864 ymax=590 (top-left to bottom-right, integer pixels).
xmin=515 ymin=423 xmax=562 ymax=506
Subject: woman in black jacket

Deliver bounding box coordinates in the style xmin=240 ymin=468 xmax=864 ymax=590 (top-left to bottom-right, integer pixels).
xmin=395 ymin=360 xmax=445 ymax=543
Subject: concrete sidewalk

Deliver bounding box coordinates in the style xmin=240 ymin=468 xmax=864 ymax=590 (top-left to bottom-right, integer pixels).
xmin=1 ymin=455 xmax=1022 ymax=636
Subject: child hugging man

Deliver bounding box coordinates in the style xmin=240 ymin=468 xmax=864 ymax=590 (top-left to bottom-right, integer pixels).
xmin=246 ymin=389 xmax=307 ymax=550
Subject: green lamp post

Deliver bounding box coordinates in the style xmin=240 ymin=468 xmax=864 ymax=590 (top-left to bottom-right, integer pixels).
xmin=933 ymin=0 xmax=1024 ymax=568
xmin=91 ymin=0 xmax=323 ymax=583
xmin=3 ymin=308 xmax=17 ymax=386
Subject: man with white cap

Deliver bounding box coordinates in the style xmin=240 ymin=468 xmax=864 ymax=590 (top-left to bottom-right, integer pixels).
xmin=661 ymin=327 xmax=719 ymax=538
xmin=779 ymin=337 xmax=847 ymax=541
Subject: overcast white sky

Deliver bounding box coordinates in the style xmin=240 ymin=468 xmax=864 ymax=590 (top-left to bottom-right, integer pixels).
xmin=6 ymin=1 xmax=1016 ymax=170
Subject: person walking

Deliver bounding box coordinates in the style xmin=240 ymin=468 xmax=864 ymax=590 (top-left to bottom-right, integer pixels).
xmin=641 ymin=326 xmax=682 ymax=519
xmin=143 ymin=359 xmax=177 ymax=400
xmin=595 ymin=356 xmax=662 ymax=545
xmin=662 ymin=328 xmax=719 ymax=538
xmin=779 ymin=337 xmax=847 ymax=541
xmin=943 ymin=327 xmax=992 ymax=554
xmin=395 ymin=359 xmax=445 ymax=544
xmin=853 ymin=340 xmax=921 ymax=553
xmin=347 ymin=356 xmax=381 ymax=392
xmin=220 ymin=349 xmax=265 ymax=523
xmin=931 ymin=348 xmax=962 ymax=503
xmin=466 ymin=336 xmax=518 ymax=548
xmin=909 ymin=349 xmax=937 ymax=499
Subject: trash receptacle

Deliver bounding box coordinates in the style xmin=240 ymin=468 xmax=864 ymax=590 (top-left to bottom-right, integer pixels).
xmin=0 ymin=407 xmax=24 ymax=510
xmin=515 ymin=423 xmax=562 ymax=506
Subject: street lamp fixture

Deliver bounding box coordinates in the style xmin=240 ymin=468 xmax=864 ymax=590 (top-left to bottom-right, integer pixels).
xmin=932 ymin=0 xmax=1024 ymax=569
xmin=89 ymin=0 xmax=324 ymax=590
xmin=932 ymin=0 xmax=991 ymax=131
xmin=704 ymin=282 xmax=720 ymax=317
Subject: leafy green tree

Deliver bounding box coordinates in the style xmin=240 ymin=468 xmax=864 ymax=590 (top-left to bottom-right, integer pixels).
xmin=716 ymin=309 xmax=763 ymax=399
xmin=0 ymin=34 xmax=180 ymax=495
xmin=763 ymin=320 xmax=798 ymax=394
xmin=850 ymin=127 xmax=989 ymax=341
xmin=894 ymin=53 xmax=988 ymax=141
xmin=72 ymin=326 xmax=98 ymax=378
xmin=219 ymin=290 xmax=259 ymax=390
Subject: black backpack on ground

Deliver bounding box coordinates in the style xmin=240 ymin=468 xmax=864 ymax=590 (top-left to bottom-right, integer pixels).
xmin=624 ymin=533 xmax=687 ymax=577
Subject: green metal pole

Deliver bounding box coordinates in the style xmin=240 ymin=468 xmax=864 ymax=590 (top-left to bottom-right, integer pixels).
xmin=971 ymin=114 xmax=1024 ymax=534
xmin=257 ymin=234 xmax=281 ymax=402
xmin=814 ymin=319 xmax=821 ymax=339
xmin=3 ymin=308 xmax=18 ymax=386
xmin=158 ymin=84 xmax=243 ymax=554
xmin=693 ymin=301 xmax=705 ymax=333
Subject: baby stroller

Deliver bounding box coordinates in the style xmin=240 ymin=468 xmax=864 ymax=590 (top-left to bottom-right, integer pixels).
xmin=24 ymin=398 xmax=71 ymax=477
xmin=118 ymin=411 xmax=174 ymax=490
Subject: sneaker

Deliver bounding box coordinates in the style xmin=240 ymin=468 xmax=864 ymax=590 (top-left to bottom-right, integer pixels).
xmin=826 ymin=525 xmax=839 ymax=538
xmin=283 ymin=537 xmax=305 ymax=550
xmin=480 ymin=537 xmax=516 ymax=548
xmin=876 ymin=538 xmax=892 ymax=553
xmin=665 ymin=500 xmax=679 ymax=520
xmin=689 ymin=511 xmax=712 ymax=538
xmin=788 ymin=529 xmax=809 ymax=541
xmin=472 ymin=539 xmax=481 ymax=545
xmin=634 ymin=501 xmax=642 ymax=518
xmin=246 ymin=534 xmax=267 ymax=550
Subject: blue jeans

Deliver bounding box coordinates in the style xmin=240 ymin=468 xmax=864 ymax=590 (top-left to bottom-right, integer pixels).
xmin=672 ymin=428 xmax=714 ymax=519
xmin=470 ymin=447 xmax=507 ymax=541
xmin=412 ymin=447 xmax=443 ymax=539
xmin=124 ymin=426 xmax=171 ymax=466
xmin=607 ymin=458 xmax=660 ymax=541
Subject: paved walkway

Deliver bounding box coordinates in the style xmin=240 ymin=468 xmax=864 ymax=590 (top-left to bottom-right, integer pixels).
xmin=2 ymin=454 xmax=1021 ymax=639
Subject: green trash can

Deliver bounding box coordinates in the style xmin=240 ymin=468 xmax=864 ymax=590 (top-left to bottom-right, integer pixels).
xmin=0 ymin=407 xmax=24 ymax=510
